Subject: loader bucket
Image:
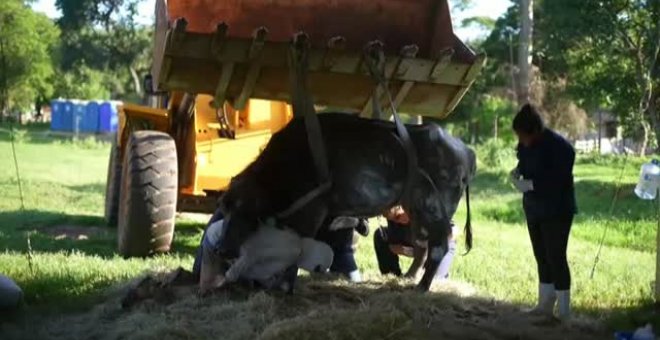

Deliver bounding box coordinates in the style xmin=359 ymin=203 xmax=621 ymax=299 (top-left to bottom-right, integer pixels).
xmin=152 ymin=0 xmax=485 ymax=119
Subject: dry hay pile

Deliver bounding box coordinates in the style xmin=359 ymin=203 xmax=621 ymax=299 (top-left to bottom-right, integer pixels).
xmin=2 ymin=269 xmax=608 ymax=340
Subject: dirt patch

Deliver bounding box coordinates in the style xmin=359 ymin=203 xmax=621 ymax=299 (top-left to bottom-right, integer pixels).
xmin=1 ymin=270 xmax=609 ymax=340
xmin=38 ymin=225 xmax=110 ymax=240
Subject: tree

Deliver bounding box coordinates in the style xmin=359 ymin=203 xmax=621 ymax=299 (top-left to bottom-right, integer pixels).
xmin=539 ymin=0 xmax=660 ymax=154
xmin=529 ymin=73 xmax=591 ymax=141
xmin=450 ymin=0 xmax=593 ymax=144
xmin=0 ymin=0 xmax=59 ymax=122
xmin=53 ymin=61 xmax=111 ymax=100
xmin=447 ymin=0 xmax=520 ymax=143
xmin=517 ymin=0 xmax=533 ymax=105
xmin=55 ymin=0 xmax=152 ymax=100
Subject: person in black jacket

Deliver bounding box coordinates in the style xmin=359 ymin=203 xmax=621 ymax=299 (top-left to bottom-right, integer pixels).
xmin=510 ymin=104 xmax=577 ymax=321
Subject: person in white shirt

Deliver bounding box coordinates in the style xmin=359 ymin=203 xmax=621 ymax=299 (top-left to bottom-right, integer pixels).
xmin=195 ymin=211 xmax=333 ymax=293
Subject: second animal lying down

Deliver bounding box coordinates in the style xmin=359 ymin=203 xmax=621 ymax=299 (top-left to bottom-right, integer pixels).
xmin=198 ymin=216 xmax=334 ymax=292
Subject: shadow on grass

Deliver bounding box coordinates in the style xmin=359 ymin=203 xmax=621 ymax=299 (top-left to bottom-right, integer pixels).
xmin=0 ymin=209 xmax=104 ymax=231
xmin=0 ymin=211 xmax=207 ymax=316
xmin=0 ymin=209 xmax=206 ymax=259
xmin=66 ymin=183 xmax=107 ymax=194
xmin=600 ymin=301 xmax=660 ymax=336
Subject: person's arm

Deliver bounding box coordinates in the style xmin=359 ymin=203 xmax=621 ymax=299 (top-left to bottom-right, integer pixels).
xmin=224 ymin=255 xmax=249 ymax=283
xmin=510 ymin=147 xmax=526 ymax=190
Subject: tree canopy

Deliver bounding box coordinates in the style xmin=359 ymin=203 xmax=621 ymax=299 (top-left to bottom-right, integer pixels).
xmin=0 ymin=0 xmax=59 ymax=117
xmin=54 ymin=0 xmax=152 ymax=101
xmin=448 ymin=0 xmax=659 ymax=153
xmin=538 ymin=0 xmax=660 ymax=152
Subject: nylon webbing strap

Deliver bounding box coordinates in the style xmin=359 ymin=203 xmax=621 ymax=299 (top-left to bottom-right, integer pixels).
xmin=275 ymin=181 xmax=332 ymax=219
xmin=364 ymin=42 xmax=418 ymax=203
xmin=288 ymin=33 xmax=331 ymax=185
xmin=276 ymin=33 xmax=331 ymax=219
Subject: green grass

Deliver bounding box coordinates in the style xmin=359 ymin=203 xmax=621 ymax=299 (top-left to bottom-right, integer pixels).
xmin=0 ymin=129 xmax=658 ymax=333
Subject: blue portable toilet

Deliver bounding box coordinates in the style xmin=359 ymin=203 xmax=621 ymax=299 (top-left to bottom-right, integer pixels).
xmin=62 ymin=100 xmax=75 ymax=132
xmin=99 ymin=101 xmax=120 ymax=133
xmin=72 ymin=100 xmax=87 ymax=133
xmin=50 ymin=99 xmax=64 ymax=131
xmin=84 ymin=101 xmax=100 ymax=133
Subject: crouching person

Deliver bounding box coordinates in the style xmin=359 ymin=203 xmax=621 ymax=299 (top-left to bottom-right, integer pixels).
xmin=374 ymin=206 xmax=457 ymax=281
xmin=193 ymin=210 xmax=334 ymax=294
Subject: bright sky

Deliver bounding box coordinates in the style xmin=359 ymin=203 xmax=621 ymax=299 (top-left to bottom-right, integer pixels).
xmin=30 ymin=0 xmax=511 ymax=41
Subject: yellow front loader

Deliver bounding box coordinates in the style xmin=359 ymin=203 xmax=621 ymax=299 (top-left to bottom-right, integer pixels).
xmin=104 ymin=0 xmax=485 ymax=257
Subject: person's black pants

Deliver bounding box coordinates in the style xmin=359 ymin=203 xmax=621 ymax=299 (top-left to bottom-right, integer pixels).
xmin=373 ymin=227 xmax=404 ymax=276
xmin=316 ymin=227 xmax=358 ymax=275
xmin=527 ymin=215 xmax=573 ymax=290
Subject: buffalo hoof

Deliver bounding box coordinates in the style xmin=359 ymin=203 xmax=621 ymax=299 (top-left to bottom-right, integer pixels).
xmin=416 ymin=276 xmax=433 ymax=292
xmin=415 ymin=283 xmax=430 ymax=293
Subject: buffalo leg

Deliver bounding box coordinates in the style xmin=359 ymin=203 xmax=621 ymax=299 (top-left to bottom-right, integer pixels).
xmin=406 ymin=171 xmax=452 ymax=292
xmin=417 ymin=224 xmax=449 ymax=291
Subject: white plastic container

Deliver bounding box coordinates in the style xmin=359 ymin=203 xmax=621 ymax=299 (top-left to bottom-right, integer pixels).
xmin=634 ymin=159 xmax=660 ymax=200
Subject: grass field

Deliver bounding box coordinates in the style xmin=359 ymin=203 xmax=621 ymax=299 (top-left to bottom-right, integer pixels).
xmin=0 ymin=125 xmax=658 ymax=337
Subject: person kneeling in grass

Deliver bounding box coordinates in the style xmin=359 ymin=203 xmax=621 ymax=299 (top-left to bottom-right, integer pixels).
xmin=193 ymin=210 xmax=334 ymax=294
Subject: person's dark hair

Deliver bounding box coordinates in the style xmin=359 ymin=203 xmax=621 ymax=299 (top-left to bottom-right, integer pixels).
xmin=512 ymin=103 xmax=544 ymax=134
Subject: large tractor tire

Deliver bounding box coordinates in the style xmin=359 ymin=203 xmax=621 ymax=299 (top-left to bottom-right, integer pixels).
xmin=117 ymin=130 xmax=178 ymax=258
xmin=104 ymin=135 xmax=122 ymax=226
